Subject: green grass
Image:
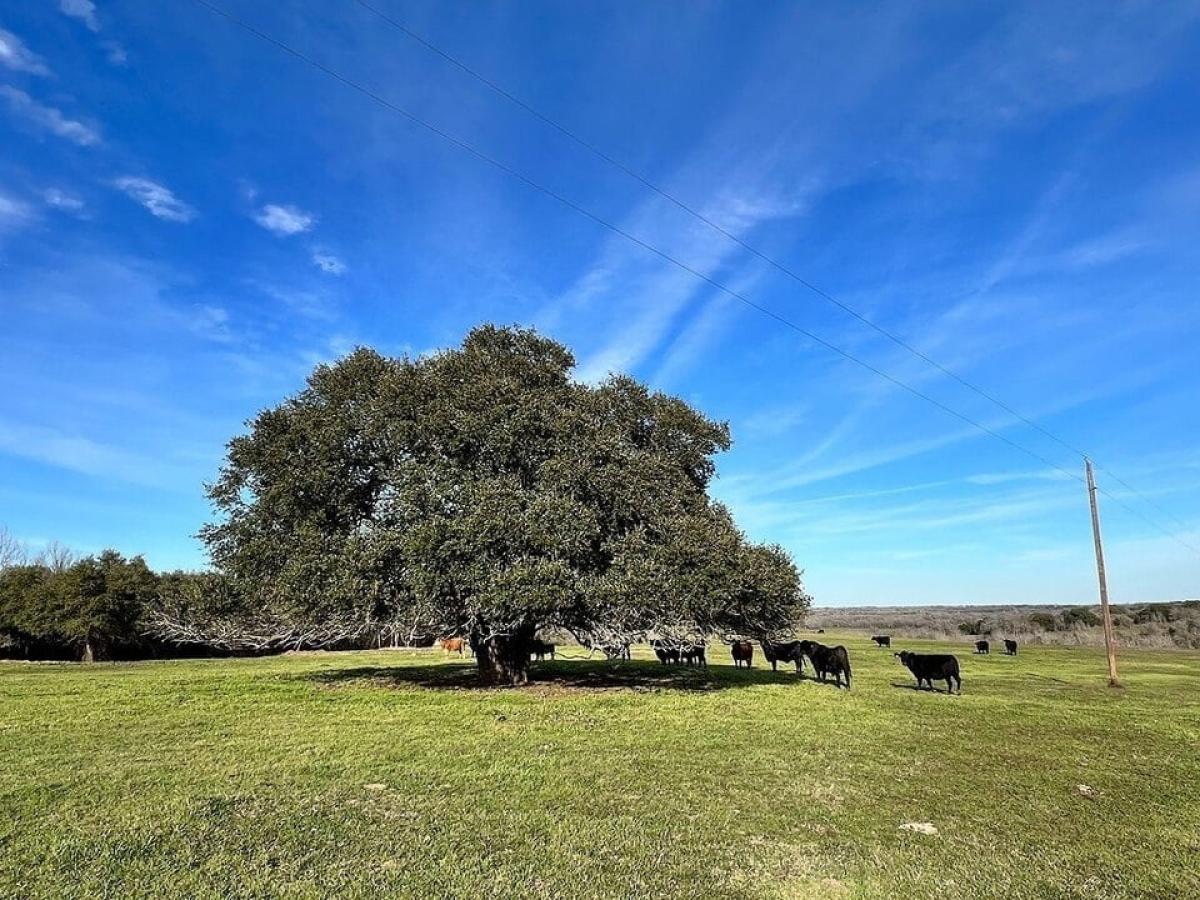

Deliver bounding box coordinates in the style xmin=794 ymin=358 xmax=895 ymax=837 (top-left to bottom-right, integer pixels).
xmin=2 ymin=635 xmax=1198 ymax=899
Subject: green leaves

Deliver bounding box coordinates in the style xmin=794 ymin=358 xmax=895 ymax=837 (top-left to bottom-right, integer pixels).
xmin=0 ymin=551 xmax=159 ymax=657
xmin=201 ymin=325 xmax=808 ymax=647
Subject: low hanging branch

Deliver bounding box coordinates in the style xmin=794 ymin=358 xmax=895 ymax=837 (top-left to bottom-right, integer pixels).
xmin=144 ymin=602 xmax=374 ymax=652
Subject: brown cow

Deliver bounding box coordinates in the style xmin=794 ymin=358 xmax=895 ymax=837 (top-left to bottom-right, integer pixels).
xmin=731 ymin=641 xmax=754 ymax=668
xmin=435 ymin=637 xmax=465 ymax=656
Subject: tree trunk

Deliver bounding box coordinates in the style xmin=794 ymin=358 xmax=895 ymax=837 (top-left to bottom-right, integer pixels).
xmin=81 ymin=631 xmax=108 ymax=663
xmin=473 ymin=627 xmax=535 ymax=686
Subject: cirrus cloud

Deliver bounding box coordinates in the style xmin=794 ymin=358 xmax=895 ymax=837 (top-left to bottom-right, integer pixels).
xmin=60 ymin=0 xmax=100 ymax=32
xmin=43 ymin=187 xmax=86 ymax=215
xmin=0 ymin=86 xmax=100 ymax=146
xmin=0 ymin=27 xmax=51 ymax=75
xmin=112 ymin=177 xmax=195 ymax=223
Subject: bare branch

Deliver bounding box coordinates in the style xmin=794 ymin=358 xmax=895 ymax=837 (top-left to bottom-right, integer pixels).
xmin=34 ymin=540 xmax=77 ymax=574
xmin=0 ymin=526 xmax=27 ymax=570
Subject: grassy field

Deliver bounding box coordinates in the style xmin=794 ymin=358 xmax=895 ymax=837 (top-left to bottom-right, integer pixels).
xmin=2 ymin=634 xmax=1198 ymax=899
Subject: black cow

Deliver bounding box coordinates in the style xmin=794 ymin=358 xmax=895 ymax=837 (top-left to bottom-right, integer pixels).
xmin=680 ymin=643 xmax=707 ymax=666
xmin=896 ymin=650 xmax=962 ymax=694
xmin=974 ymin=639 xmax=990 ymax=654
xmin=530 ymin=639 xmax=556 ymax=661
xmin=731 ymin=641 xmax=754 ymax=668
xmin=650 ymin=639 xmax=680 ymax=665
xmin=1003 ymin=639 xmax=1018 ymax=656
xmin=871 ymin=635 xmax=891 ymax=648
xmin=760 ymin=640 xmax=804 ymax=673
xmin=802 ymin=641 xmax=852 ymax=689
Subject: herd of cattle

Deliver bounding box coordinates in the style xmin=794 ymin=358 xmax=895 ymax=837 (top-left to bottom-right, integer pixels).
xmin=432 ymin=632 xmax=1025 ymax=694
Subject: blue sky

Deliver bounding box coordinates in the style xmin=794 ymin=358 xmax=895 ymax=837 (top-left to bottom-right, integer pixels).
xmin=2 ymin=0 xmax=1198 ymax=605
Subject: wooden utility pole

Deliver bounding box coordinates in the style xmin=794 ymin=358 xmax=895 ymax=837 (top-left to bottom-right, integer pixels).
xmin=1085 ymin=458 xmax=1120 ymax=687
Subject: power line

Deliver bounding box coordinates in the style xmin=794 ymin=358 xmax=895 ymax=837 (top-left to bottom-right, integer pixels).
xmin=189 ymin=0 xmax=1200 ymax=558
xmin=350 ymin=0 xmax=1198 ymax=552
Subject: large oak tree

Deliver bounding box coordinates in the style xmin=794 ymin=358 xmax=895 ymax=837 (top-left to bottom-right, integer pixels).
xmin=202 ymin=326 xmax=808 ymax=684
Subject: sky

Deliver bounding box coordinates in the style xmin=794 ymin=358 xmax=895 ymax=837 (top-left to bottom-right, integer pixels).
xmin=1 ymin=0 xmax=1198 ymax=606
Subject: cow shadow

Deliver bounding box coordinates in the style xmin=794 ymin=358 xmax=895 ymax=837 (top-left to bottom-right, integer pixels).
xmin=888 ymin=681 xmax=959 ymax=695
xmin=302 ymin=658 xmax=810 ymax=693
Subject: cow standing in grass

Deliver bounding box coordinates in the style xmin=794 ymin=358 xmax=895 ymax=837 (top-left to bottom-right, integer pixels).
xmin=731 ymin=641 xmax=754 ymax=668
xmin=761 ymin=640 xmax=804 ymax=673
xmin=530 ymin=639 xmax=556 ymax=661
xmin=1004 ymin=639 xmax=1018 ymax=655
xmin=801 ymin=640 xmax=852 ymax=689
xmin=681 ymin=643 xmax=707 ymax=666
xmin=435 ymin=637 xmax=466 ymax=656
xmin=974 ymin=639 xmax=990 ymax=654
xmin=871 ymin=635 xmax=891 ymax=648
xmin=651 ymin=640 xmax=680 ymax=665
xmin=896 ymin=650 xmax=962 ymax=694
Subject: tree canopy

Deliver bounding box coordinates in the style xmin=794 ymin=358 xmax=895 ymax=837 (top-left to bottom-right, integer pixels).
xmin=0 ymin=550 xmax=158 ymax=660
xmin=200 ymin=325 xmax=808 ymax=683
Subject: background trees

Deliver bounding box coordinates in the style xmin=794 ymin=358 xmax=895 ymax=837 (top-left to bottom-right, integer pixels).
xmin=200 ymin=325 xmax=809 ymax=683
xmin=0 ymin=550 xmax=158 ymax=660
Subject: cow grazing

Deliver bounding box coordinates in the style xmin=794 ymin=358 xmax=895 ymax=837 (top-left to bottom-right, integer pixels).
xmin=681 ymin=643 xmax=707 ymax=666
xmin=651 ymin=639 xmax=680 ymax=665
xmin=530 ymin=639 xmax=556 ymax=661
xmin=896 ymin=650 xmax=962 ymax=694
xmin=974 ymin=639 xmax=990 ymax=654
xmin=731 ymin=641 xmax=754 ymax=668
xmin=1003 ymin=639 xmax=1018 ymax=656
xmin=435 ymin=637 xmax=465 ymax=656
xmin=816 ymin=629 xmax=825 ymax=634
xmin=871 ymin=635 xmax=891 ymax=648
xmin=761 ymin=640 xmax=804 ymax=673
xmin=804 ymin=642 xmax=852 ymax=689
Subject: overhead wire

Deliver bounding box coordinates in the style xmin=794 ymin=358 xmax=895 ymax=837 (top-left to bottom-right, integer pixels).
xmin=348 ymin=0 xmax=1198 ymax=554
xmin=189 ymin=0 xmax=1200 ymax=557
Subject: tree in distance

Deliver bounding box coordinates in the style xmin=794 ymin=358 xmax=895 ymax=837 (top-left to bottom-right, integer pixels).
xmin=196 ymin=325 xmax=808 ymax=684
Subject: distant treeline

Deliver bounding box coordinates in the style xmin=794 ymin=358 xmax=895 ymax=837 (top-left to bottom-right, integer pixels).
xmin=0 ymin=540 xmax=407 ymax=662
xmin=807 ymin=601 xmax=1200 ymax=650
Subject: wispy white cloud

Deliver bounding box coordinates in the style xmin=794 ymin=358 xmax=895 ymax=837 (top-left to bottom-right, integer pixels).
xmin=0 ymin=190 xmax=35 ymax=232
xmin=1056 ymin=230 xmax=1148 ymax=270
xmin=101 ymin=40 xmax=127 ymax=66
xmin=0 ymin=418 xmax=191 ymax=490
xmin=567 ymin=185 xmax=810 ymax=384
xmin=59 ymin=0 xmax=100 ymax=32
xmin=312 ymin=250 xmax=346 ymax=275
xmin=254 ymin=203 xmax=315 ymax=236
xmin=0 ymin=27 xmax=51 ymax=75
xmin=965 ymin=468 xmax=1074 ymax=486
xmin=250 ymin=281 xmax=338 ymax=321
xmin=188 ymin=305 xmax=234 ymax=343
xmin=112 ymin=176 xmax=195 ymax=222
xmin=650 ymin=293 xmax=739 ymax=389
xmin=0 ymin=86 xmax=100 ymax=146
xmin=736 ymin=403 xmax=812 ymax=441
xmin=43 ymin=187 xmax=86 ymax=214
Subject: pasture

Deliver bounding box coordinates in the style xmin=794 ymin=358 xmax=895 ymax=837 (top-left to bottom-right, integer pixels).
xmin=2 ymin=634 xmax=1198 ymax=898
